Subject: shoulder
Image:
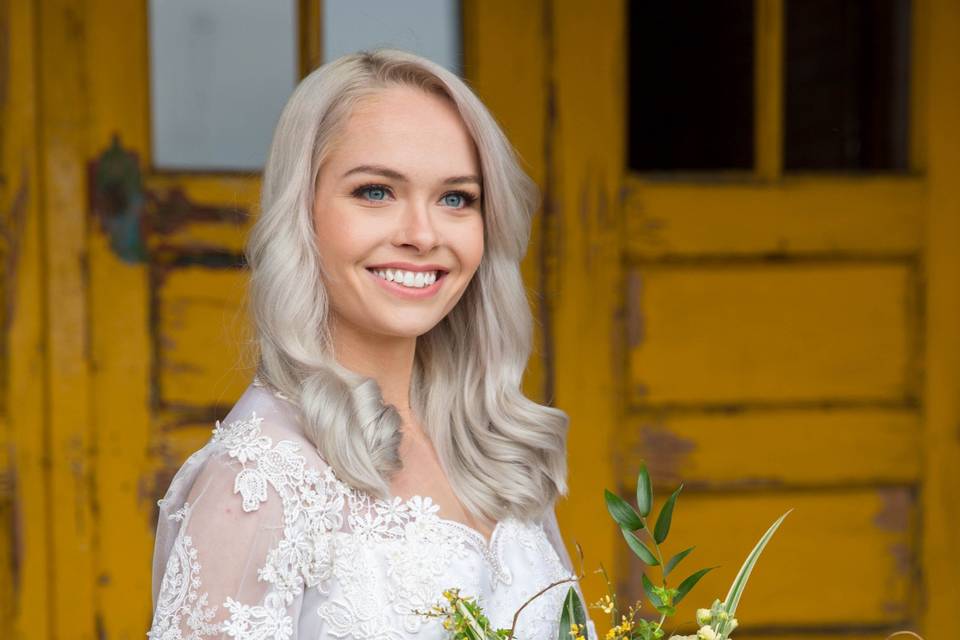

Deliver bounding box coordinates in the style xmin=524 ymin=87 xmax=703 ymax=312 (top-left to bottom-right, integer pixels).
xmin=203 ymin=385 xmax=339 ymax=515
xmin=153 ymin=385 xmax=346 ymax=607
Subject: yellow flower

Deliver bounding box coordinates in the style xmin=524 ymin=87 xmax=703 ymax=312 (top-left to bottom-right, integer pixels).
xmin=593 ymin=594 xmax=615 ymax=614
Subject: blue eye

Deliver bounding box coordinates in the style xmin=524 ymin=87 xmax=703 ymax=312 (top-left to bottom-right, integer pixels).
xmin=354 ymin=184 xmax=391 ymax=201
xmin=443 ymin=193 xmax=464 ymax=208
xmin=442 ymin=191 xmax=479 ymax=209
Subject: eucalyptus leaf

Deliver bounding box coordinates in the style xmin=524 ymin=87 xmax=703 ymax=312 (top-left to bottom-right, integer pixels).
xmin=641 ymin=573 xmax=663 ymax=608
xmin=674 ymin=566 xmax=717 ymax=605
xmin=604 ymin=489 xmax=643 ymax=531
xmin=664 ymin=546 xmax=695 ymax=577
xmin=620 ymin=527 xmax=659 ymax=565
xmin=723 ymin=509 xmax=793 ymax=617
xmin=557 ymin=586 xmax=589 ymax=640
xmin=636 ymin=463 xmax=653 ymax=517
xmin=653 ymin=484 xmax=683 ymax=544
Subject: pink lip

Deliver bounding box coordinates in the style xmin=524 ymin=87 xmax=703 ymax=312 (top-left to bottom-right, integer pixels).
xmin=365 ymin=267 xmax=446 ymax=299
xmin=366 ymin=261 xmax=450 ymax=272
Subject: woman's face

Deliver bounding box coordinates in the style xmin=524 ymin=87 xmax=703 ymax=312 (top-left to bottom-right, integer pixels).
xmin=313 ymin=85 xmax=485 ymax=343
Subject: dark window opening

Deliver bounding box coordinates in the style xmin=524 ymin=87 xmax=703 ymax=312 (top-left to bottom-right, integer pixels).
xmin=627 ymin=0 xmax=755 ymax=172
xmin=785 ymin=0 xmax=912 ymax=171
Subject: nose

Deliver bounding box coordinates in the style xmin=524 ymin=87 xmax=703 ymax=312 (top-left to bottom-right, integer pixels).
xmin=393 ymin=199 xmax=440 ymax=253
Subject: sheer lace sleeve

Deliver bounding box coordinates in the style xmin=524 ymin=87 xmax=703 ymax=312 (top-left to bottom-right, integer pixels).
xmin=147 ymin=438 xmax=301 ymax=640
xmin=541 ymin=506 xmax=598 ymax=639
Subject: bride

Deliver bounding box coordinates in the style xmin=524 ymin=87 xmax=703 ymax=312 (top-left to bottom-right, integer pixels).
xmin=147 ymin=48 xmax=595 ymax=639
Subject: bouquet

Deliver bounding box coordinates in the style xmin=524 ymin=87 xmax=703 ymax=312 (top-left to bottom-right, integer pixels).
xmin=420 ymin=462 xmax=923 ymax=640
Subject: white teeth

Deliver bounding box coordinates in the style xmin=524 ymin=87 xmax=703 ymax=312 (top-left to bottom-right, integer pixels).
xmin=371 ymin=268 xmax=439 ymax=289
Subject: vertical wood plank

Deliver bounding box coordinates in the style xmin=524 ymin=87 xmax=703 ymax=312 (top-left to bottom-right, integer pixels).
xmin=910 ymin=0 xmax=929 ymax=172
xmin=85 ymin=0 xmax=156 ymax=634
xmin=1 ymin=0 xmax=51 ymax=637
xmin=921 ymin=0 xmax=960 ymax=633
xmin=755 ymin=0 xmax=783 ymax=181
xmin=464 ymin=0 xmax=548 ymax=405
xmin=36 ymin=0 xmax=97 ymax=636
xmin=551 ymin=0 xmax=625 ymax=599
xmin=299 ymin=0 xmax=322 ymax=75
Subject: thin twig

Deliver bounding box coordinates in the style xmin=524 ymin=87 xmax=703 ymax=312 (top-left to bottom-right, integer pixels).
xmin=505 ymin=565 xmax=586 ymax=640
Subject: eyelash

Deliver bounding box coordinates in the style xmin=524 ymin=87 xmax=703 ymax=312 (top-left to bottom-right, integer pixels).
xmin=350 ymin=183 xmax=479 ymax=209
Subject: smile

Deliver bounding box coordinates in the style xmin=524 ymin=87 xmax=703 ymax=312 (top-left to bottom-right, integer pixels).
xmin=365 ymin=267 xmax=447 ymax=299
xmin=370 ymin=267 xmax=439 ymax=288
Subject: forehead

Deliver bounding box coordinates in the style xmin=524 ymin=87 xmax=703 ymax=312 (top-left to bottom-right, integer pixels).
xmin=326 ymin=86 xmax=480 ymax=177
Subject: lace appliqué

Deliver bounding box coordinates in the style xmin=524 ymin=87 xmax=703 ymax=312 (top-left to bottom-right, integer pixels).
xmin=148 ymin=504 xmax=226 ymax=640
xmin=210 ymin=412 xmax=344 ymax=602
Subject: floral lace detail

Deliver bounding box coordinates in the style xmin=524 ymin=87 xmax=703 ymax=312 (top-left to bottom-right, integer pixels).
xmin=223 ymin=593 xmax=295 ymax=639
xmin=148 ymin=505 xmax=223 ymax=640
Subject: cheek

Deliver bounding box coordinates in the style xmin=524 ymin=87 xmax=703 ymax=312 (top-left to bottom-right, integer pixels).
xmin=313 ymin=205 xmax=370 ymax=266
xmin=463 ymin=217 xmax=485 ymax=272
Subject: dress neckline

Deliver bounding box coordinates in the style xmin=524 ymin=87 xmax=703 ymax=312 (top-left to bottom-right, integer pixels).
xmin=250 ymin=375 xmax=511 ymax=553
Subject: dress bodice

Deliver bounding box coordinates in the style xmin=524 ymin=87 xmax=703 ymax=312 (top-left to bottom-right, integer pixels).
xmin=146 ymin=380 xmax=595 ymax=639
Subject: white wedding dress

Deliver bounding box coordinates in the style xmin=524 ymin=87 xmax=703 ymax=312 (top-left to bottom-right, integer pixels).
xmin=147 ymin=378 xmax=596 ymax=639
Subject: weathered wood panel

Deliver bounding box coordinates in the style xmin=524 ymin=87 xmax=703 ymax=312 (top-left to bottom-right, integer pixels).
xmin=1 ymin=0 xmax=50 ymax=635
xmin=625 ymin=177 xmax=924 ymax=259
xmin=144 ymin=177 xmax=258 ymax=255
xmin=157 ymin=266 xmax=253 ymax=410
xmin=621 ymin=408 xmax=921 ymax=489
xmin=627 ymin=262 xmax=917 ymax=406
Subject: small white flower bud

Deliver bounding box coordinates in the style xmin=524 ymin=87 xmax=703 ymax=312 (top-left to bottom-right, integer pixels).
xmin=697 ymin=626 xmax=718 ymax=640
xmin=727 ymin=618 xmax=738 ymax=631
xmin=696 ymin=609 xmax=713 ymax=626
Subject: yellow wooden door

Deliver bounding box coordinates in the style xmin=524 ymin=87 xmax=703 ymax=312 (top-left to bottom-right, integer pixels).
xmin=546 ymin=0 xmax=960 ymax=638
xmin=5 ymin=0 xmax=959 ymax=638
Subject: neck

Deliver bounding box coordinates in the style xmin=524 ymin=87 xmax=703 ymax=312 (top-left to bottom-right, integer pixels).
xmin=330 ymin=315 xmax=419 ymax=429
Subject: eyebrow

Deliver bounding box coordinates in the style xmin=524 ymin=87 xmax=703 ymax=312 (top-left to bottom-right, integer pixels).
xmin=342 ymin=164 xmax=481 ymax=187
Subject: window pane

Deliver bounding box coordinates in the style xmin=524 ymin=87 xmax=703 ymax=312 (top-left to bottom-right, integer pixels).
xmin=322 ymin=0 xmax=461 ymax=74
xmin=785 ymin=0 xmax=911 ymax=171
xmin=628 ymin=0 xmax=755 ymax=172
xmin=149 ymin=0 xmax=297 ymax=171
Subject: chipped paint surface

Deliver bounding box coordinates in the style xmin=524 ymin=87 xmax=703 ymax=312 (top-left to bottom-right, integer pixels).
xmin=635 ymin=420 xmax=696 ymax=484
xmin=88 ymin=135 xmax=147 ymax=263
xmin=146 ymin=187 xmax=247 ymax=237
xmin=874 ymin=486 xmax=913 ymax=533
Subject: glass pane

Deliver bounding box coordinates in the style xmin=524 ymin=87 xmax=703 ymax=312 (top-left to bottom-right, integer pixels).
xmin=322 ymin=0 xmax=461 ymax=74
xmin=149 ymin=0 xmax=297 ymax=171
xmin=628 ymin=0 xmax=755 ymax=172
xmin=785 ymin=0 xmax=911 ymax=171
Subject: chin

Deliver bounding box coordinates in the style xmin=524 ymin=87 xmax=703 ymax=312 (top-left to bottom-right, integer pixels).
xmin=377 ymin=320 xmax=442 ymax=339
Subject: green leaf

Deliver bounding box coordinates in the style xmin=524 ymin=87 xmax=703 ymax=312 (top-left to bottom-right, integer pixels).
xmin=641 ymin=573 xmax=663 ymax=608
xmin=674 ymin=566 xmax=717 ymax=605
xmin=636 ymin=463 xmax=653 ymax=517
xmin=653 ymin=484 xmax=683 ymax=544
xmin=620 ymin=527 xmax=660 ymax=565
xmin=557 ymin=586 xmax=589 ymax=640
xmin=723 ymin=509 xmax=793 ymax=617
xmin=653 ymin=603 xmax=676 ymax=617
xmin=663 ymin=545 xmax=695 ymax=577
xmin=604 ymin=489 xmax=643 ymax=531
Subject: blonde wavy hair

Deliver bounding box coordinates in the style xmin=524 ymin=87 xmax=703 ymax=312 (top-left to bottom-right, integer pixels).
xmin=245 ymin=48 xmax=568 ymax=522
